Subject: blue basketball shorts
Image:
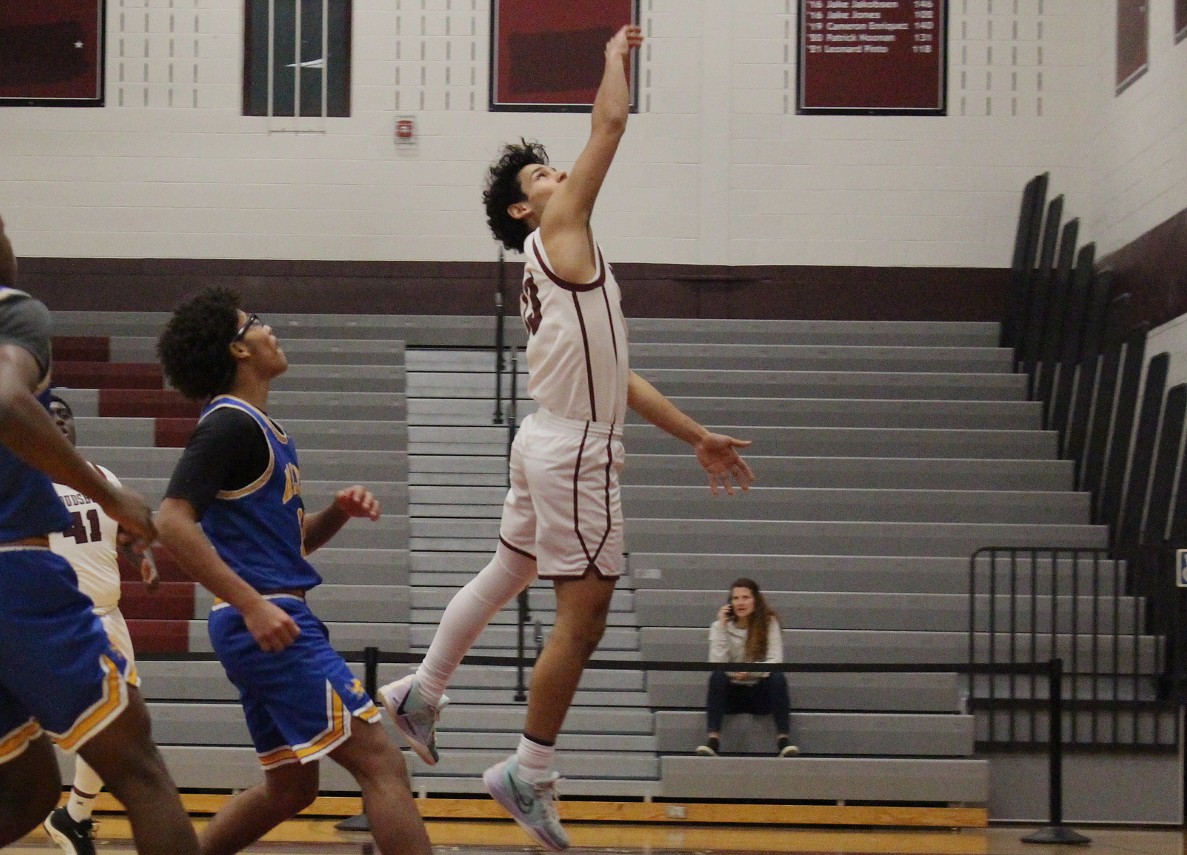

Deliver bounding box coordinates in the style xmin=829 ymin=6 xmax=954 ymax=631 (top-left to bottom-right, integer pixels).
xmin=0 ymin=547 xmax=137 ymax=764
xmin=208 ymin=594 xmax=380 ymax=769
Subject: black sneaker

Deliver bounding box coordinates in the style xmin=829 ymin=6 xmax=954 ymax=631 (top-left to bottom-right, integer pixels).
xmin=777 ymin=736 xmax=800 ymax=757
xmin=695 ymin=736 xmax=720 ymax=756
xmin=43 ymin=807 xmax=97 ymax=855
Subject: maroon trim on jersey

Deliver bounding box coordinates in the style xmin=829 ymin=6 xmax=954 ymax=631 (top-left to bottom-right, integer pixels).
xmin=570 ymin=293 xmax=597 ymax=421
xmin=498 ymin=536 xmax=536 ymax=562
xmin=599 ymin=280 xmax=620 ymax=373
xmin=571 ymin=422 xmax=613 ymax=571
xmin=531 ymin=242 xmax=605 ymax=293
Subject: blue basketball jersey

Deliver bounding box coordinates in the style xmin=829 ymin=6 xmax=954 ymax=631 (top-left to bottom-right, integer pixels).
xmin=0 ymin=287 xmax=72 ymax=540
xmin=198 ymin=396 xmax=321 ymax=592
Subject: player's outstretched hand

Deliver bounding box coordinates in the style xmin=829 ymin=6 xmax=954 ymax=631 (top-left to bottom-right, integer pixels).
xmin=139 ymin=551 xmax=161 ymax=592
xmin=243 ymin=598 xmax=301 ymax=653
xmin=694 ymin=433 xmax=754 ymax=496
xmin=606 ymin=24 xmax=644 ymax=58
xmin=101 ymin=484 xmax=157 ymax=544
xmin=334 ymin=485 xmax=381 ymax=521
xmin=117 ymin=527 xmax=161 ymax=592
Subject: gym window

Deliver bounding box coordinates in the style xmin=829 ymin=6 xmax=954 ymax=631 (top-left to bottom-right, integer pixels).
xmin=243 ymin=0 xmax=351 ymax=117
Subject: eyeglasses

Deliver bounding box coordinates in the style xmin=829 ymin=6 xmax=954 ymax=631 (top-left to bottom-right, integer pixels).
xmin=231 ymin=313 xmax=262 ymax=342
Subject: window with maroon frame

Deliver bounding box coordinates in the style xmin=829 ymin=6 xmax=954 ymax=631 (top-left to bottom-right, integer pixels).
xmin=490 ymin=0 xmax=638 ymax=112
xmin=0 ymin=0 xmax=104 ymax=107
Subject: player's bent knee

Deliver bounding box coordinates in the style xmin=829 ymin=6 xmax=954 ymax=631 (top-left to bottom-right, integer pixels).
xmin=270 ymin=771 xmax=319 ymax=814
xmin=0 ymin=742 xmax=61 ymax=844
xmin=334 ymin=725 xmax=410 ymax=786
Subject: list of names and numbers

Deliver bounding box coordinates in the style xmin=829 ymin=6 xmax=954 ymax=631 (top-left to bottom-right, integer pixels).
xmin=798 ymin=0 xmax=946 ymax=113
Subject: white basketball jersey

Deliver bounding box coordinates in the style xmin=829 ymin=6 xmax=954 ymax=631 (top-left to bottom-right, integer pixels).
xmin=519 ymin=229 xmax=629 ymax=426
xmin=49 ymin=464 xmax=122 ymax=613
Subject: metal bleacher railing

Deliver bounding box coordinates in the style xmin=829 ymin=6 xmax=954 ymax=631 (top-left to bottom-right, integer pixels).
xmin=979 ymin=175 xmax=1187 ymax=757
xmin=490 ymin=259 xmax=538 ymax=701
xmin=130 ymin=647 xmax=1079 ymax=840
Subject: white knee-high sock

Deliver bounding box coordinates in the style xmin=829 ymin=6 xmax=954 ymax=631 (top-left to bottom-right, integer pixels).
xmin=66 ymin=757 xmax=104 ymax=822
xmin=416 ymin=544 xmax=535 ymax=705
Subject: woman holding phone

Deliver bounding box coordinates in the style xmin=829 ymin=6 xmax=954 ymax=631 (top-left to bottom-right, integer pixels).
xmin=696 ymin=578 xmax=797 ymax=758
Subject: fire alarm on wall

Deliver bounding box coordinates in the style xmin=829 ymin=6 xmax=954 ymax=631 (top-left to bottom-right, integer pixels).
xmin=395 ymin=116 xmax=415 ymax=144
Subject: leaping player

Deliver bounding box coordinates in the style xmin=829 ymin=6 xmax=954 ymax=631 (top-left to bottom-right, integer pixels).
xmin=378 ymin=23 xmax=754 ymax=851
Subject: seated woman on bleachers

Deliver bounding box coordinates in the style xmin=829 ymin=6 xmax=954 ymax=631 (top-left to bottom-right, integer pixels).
xmin=696 ymin=578 xmax=798 ymax=758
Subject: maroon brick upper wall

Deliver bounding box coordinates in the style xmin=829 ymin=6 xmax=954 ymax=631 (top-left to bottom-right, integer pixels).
xmin=18 ymin=257 xmax=1009 ymax=322
xmin=1100 ymin=208 xmax=1187 ymax=330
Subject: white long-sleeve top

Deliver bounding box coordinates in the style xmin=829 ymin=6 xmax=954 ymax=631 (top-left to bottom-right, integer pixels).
xmin=708 ymin=618 xmax=783 ymax=684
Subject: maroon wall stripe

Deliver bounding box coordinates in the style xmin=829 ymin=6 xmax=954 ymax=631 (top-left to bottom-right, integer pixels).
xmin=18 ymin=257 xmax=1009 ymax=321
xmin=1100 ymin=208 xmax=1187 ymax=331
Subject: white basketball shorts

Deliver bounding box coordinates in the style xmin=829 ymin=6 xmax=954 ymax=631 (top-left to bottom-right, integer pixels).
xmin=498 ymin=408 xmax=626 ymax=579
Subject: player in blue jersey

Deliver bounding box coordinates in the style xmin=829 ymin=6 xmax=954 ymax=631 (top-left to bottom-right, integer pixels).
xmin=0 ymin=215 xmax=199 ymax=854
xmin=153 ymin=286 xmax=430 ymax=855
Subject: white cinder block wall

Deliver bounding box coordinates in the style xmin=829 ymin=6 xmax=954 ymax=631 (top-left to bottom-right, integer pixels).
xmin=2 ymin=0 xmax=1145 ymax=269
xmin=1090 ymin=0 xmax=1187 ymax=379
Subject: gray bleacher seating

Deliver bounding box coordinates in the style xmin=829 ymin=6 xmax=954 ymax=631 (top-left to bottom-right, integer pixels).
xmin=53 ymin=313 xmax=1150 ymax=808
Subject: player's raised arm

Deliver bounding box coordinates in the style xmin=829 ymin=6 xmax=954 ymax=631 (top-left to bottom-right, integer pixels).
xmin=540 ymin=24 xmax=643 ymax=240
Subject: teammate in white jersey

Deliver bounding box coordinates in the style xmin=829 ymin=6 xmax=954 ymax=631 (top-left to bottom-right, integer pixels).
xmin=42 ymin=394 xmax=159 ymax=855
xmin=378 ymin=24 xmax=753 ymax=851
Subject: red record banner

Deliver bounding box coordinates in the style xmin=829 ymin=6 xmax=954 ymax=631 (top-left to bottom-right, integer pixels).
xmin=490 ymin=0 xmax=637 ymax=112
xmin=1116 ymin=0 xmax=1148 ymax=93
xmin=798 ymin=0 xmax=946 ymax=114
xmin=0 ymin=0 xmax=104 ymax=105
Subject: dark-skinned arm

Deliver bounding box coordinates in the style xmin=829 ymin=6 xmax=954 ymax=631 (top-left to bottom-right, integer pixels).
xmin=302 ymin=485 xmax=380 ymax=554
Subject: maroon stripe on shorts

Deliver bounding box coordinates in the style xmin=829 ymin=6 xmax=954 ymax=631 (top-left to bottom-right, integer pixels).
xmin=498 ymin=536 xmax=536 ymax=562
xmin=570 ymin=422 xmax=615 ymax=572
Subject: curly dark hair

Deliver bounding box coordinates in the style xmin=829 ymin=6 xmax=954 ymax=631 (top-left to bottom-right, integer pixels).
xmin=156 ymin=285 xmax=242 ymax=400
xmin=483 ymin=139 xmax=549 ymax=252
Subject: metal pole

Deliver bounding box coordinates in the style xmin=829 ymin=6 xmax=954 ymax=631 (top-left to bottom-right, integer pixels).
xmin=493 ymin=248 xmax=506 ymax=424
xmin=514 ymin=589 xmax=529 ymax=702
xmin=1022 ymin=658 xmax=1090 ymax=844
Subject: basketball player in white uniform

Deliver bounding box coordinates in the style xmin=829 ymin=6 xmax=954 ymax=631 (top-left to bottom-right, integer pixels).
xmin=379 ymin=24 xmax=753 ymax=851
xmin=42 ymin=394 xmax=158 ymax=855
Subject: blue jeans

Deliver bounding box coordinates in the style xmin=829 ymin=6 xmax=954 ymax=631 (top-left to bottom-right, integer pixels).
xmin=705 ymin=668 xmax=790 ymax=734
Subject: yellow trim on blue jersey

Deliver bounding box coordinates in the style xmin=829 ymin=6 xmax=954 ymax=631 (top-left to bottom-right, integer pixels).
xmin=259 ymin=744 xmax=300 ymax=769
xmin=54 ymin=654 xmax=129 ymax=752
xmin=293 ymin=683 xmax=348 ymax=762
xmin=208 ymin=394 xmax=291 ymax=444
xmin=0 ymin=719 xmax=43 ymax=764
xmin=204 ymin=395 xmax=297 ymax=500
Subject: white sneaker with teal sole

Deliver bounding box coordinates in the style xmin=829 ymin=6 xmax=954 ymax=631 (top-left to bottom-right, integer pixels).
xmin=378 ymin=673 xmax=449 ymax=765
xmin=483 ymin=755 xmax=569 ymax=852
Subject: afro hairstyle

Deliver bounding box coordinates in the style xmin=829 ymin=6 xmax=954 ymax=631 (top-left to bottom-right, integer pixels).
xmin=156 ymin=285 xmax=242 ymax=401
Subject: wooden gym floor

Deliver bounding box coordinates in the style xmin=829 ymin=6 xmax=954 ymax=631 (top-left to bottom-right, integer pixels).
xmin=11 ymin=811 xmax=1185 ymax=855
